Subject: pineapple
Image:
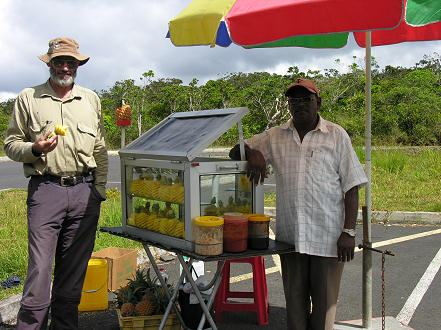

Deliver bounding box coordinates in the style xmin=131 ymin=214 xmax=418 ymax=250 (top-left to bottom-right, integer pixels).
xmin=172 ymin=177 xmax=185 ymax=204
xmin=204 ymin=196 xmax=218 ymax=216
xmin=226 ymin=196 xmax=235 ymax=212
xmin=239 ymin=174 xmax=252 ymax=192
xmin=130 ymin=175 xmax=144 ymax=196
xmin=135 ymin=298 xmax=154 ymax=316
xmin=172 ymin=220 xmax=185 ymax=238
xmin=115 ymin=104 xmax=132 ymax=121
xmin=151 ymin=203 xmax=162 ymax=232
xmin=116 ymin=267 xmax=174 ymax=317
xmin=151 ymin=174 xmax=161 ymax=199
xmin=165 ymin=209 xmax=178 ymax=235
xmin=217 ymin=200 xmax=226 ymax=216
xmin=120 ymin=302 xmax=135 ymax=317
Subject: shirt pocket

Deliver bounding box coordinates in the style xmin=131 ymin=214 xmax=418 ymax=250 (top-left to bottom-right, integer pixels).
xmin=28 ymin=120 xmax=53 ymax=140
xmin=76 ymin=122 xmax=97 ymax=157
xmin=310 ymin=149 xmax=336 ymax=180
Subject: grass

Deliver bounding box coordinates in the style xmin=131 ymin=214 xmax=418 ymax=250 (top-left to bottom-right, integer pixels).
xmin=264 ymin=148 xmax=441 ymax=211
xmin=0 ymin=188 xmax=142 ymax=301
xmin=1 ymin=148 xmax=440 ymax=301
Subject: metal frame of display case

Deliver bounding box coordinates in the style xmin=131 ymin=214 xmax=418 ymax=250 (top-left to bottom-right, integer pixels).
xmin=121 ymin=156 xmax=264 ymax=251
xmin=119 ymin=107 xmax=264 ymax=252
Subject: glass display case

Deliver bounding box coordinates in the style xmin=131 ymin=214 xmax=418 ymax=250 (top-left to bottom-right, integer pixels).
xmin=119 ymin=108 xmax=264 ymax=251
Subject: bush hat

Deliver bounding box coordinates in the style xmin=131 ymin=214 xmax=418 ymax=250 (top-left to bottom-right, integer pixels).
xmin=285 ymin=78 xmax=320 ymax=97
xmin=38 ymin=37 xmax=89 ymax=66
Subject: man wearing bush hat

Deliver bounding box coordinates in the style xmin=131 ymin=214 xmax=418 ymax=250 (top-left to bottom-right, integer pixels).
xmin=230 ymin=78 xmax=367 ymax=329
xmin=4 ymin=37 xmax=108 ymax=329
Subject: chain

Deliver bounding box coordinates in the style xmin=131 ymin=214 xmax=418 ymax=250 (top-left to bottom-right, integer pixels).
xmin=358 ymin=244 xmax=395 ymax=330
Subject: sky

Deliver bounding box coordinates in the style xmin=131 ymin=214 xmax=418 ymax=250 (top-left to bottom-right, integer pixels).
xmin=1 ymin=0 xmax=441 ymax=102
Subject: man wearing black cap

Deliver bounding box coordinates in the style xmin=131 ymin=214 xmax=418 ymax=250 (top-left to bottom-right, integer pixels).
xmin=230 ymin=78 xmax=367 ymax=330
xmin=4 ymin=37 xmax=108 ymax=329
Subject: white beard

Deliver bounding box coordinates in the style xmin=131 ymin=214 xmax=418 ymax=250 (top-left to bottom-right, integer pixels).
xmin=49 ymin=67 xmax=76 ymax=87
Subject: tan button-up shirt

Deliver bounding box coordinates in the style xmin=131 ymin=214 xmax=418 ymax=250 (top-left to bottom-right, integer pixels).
xmin=246 ymin=116 xmax=367 ymax=257
xmin=4 ymin=80 xmax=108 ymax=198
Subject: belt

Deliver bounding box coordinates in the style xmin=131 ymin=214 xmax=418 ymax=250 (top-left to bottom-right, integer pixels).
xmin=42 ymin=173 xmax=92 ymax=187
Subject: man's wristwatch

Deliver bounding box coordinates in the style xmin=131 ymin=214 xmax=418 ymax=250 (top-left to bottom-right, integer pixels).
xmin=342 ymin=228 xmax=356 ymax=237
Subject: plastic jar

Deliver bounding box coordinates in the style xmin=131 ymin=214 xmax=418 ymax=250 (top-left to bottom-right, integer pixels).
xmin=223 ymin=212 xmax=248 ymax=253
xmin=247 ymin=214 xmax=270 ymax=250
xmin=193 ymin=216 xmax=224 ymax=255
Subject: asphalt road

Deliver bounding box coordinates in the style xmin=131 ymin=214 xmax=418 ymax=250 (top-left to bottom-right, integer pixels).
xmin=0 ymin=155 xmax=122 ymax=191
xmin=0 ymin=154 xmax=277 ymax=194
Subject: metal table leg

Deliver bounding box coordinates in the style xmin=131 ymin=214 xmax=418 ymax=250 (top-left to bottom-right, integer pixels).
xmin=176 ymin=254 xmax=226 ymax=330
xmin=142 ymin=244 xmax=187 ymax=329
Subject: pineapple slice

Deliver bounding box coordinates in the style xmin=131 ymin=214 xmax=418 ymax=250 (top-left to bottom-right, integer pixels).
xmin=48 ymin=125 xmax=69 ymax=138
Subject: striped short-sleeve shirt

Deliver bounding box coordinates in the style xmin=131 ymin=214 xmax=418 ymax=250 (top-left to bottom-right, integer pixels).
xmin=246 ymin=116 xmax=367 ymax=257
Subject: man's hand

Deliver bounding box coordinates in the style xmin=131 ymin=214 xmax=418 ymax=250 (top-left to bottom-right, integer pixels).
xmin=32 ymin=132 xmax=58 ymax=155
xmin=337 ymin=232 xmax=355 ymax=262
xmin=246 ymin=149 xmax=267 ymax=185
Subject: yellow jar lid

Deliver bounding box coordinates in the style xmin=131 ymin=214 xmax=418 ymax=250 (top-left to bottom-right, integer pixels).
xmin=194 ymin=216 xmax=224 ymax=227
xmin=248 ymin=214 xmax=270 ymax=222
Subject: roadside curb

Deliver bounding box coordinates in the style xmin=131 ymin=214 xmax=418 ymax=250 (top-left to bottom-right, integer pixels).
xmin=0 ymin=293 xmax=21 ymax=325
xmin=264 ymin=207 xmax=441 ymax=225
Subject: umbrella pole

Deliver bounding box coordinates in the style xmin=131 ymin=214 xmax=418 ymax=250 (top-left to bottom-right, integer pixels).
xmin=363 ymin=31 xmax=373 ymax=329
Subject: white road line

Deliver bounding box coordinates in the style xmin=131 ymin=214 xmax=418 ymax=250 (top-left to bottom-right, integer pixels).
xmin=396 ymin=246 xmax=441 ymax=325
xmin=354 ymin=228 xmax=441 ymax=253
xmin=230 ymin=228 xmax=441 ymax=289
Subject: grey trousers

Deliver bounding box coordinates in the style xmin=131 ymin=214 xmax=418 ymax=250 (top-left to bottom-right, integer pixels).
xmin=16 ymin=176 xmax=102 ymax=330
xmin=280 ymin=252 xmax=344 ymax=330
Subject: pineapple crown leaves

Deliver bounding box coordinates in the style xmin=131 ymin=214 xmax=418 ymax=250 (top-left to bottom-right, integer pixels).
xmin=151 ymin=203 xmax=160 ymax=214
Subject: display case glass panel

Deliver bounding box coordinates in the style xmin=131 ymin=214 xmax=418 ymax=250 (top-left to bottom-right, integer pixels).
xmin=127 ymin=166 xmax=185 ymax=239
xmin=200 ymin=173 xmax=252 ymax=217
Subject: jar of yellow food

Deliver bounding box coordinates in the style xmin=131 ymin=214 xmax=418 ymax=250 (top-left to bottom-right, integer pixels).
xmin=193 ymin=216 xmax=224 ymax=255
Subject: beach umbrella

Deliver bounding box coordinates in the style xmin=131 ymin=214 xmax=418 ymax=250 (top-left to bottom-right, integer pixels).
xmin=168 ymin=0 xmax=402 ymax=48
xmin=168 ymin=0 xmax=441 ymax=327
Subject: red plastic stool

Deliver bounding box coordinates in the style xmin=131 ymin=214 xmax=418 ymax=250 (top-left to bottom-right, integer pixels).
xmin=214 ymin=256 xmax=269 ymax=325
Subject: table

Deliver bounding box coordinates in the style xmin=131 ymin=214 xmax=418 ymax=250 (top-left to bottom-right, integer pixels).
xmin=100 ymin=227 xmax=296 ymax=330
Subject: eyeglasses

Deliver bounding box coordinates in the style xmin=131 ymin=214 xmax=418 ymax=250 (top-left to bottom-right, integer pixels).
xmin=288 ymin=96 xmax=315 ymax=104
xmin=51 ymin=58 xmax=79 ymax=69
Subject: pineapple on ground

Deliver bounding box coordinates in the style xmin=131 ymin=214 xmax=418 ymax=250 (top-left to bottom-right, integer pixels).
xmin=116 ymin=268 xmax=174 ymax=317
xmin=134 ymin=297 xmax=154 ymax=316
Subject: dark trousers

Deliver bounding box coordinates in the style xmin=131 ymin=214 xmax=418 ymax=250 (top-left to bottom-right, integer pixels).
xmin=16 ymin=176 xmax=102 ymax=330
xmin=280 ymin=252 xmax=344 ymax=330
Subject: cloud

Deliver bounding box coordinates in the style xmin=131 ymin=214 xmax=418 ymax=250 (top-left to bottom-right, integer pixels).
xmin=1 ymin=0 xmax=441 ymax=102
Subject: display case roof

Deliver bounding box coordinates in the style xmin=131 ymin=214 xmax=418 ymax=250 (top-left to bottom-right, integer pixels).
xmin=119 ymin=107 xmax=249 ymax=161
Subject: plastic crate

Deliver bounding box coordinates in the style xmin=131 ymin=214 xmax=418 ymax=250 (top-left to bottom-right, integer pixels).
xmin=117 ymin=309 xmax=180 ymax=330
